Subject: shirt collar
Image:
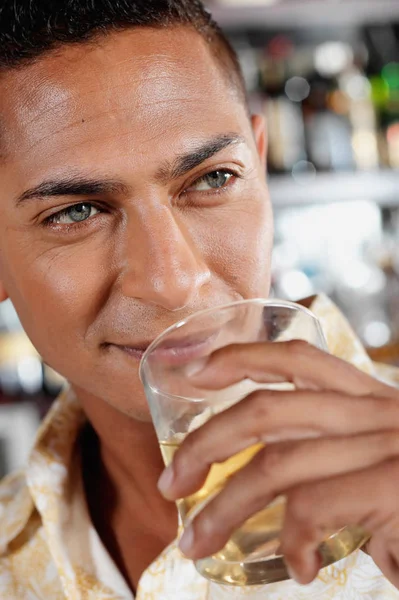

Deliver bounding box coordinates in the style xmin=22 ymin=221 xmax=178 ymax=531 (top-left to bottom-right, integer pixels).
xmin=26 ymin=387 xmax=133 ymax=598
xmin=309 ymin=293 xmax=376 ymax=376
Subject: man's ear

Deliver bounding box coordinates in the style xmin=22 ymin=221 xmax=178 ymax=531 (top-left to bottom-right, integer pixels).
xmin=251 ymin=114 xmax=268 ymax=169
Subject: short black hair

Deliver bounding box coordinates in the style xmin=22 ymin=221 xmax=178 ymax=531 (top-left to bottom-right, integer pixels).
xmin=0 ymin=0 xmax=246 ymax=102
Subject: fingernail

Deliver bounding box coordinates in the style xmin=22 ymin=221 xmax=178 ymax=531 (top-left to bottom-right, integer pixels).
xmin=157 ymin=465 xmax=175 ymax=496
xmin=286 ymin=563 xmax=301 ymax=583
xmin=185 ymin=358 xmax=209 ymax=378
xmin=179 ymin=525 xmax=195 ymax=556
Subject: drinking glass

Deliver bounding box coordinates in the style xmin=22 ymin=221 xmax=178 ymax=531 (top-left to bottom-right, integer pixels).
xmin=140 ymin=299 xmax=369 ymax=587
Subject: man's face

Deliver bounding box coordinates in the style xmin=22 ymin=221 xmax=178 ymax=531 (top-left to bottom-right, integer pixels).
xmin=0 ymin=27 xmax=273 ymax=419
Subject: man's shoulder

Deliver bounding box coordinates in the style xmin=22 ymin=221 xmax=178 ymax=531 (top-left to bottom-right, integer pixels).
xmin=0 ymin=470 xmax=34 ymax=553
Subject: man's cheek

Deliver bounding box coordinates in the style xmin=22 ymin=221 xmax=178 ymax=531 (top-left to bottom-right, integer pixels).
xmin=211 ymin=207 xmax=271 ymax=291
xmin=34 ymin=244 xmax=104 ymax=305
xmin=10 ymin=258 xmax=95 ymax=345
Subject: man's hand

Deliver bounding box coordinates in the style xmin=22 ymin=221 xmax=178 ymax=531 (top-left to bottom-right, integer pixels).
xmin=157 ymin=341 xmax=399 ymax=588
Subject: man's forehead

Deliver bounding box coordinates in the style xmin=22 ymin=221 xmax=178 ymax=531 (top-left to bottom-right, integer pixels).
xmin=0 ymin=27 xmax=243 ymax=163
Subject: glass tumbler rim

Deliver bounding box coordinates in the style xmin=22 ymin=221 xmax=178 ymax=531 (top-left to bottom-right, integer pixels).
xmin=139 ymin=297 xmax=326 ymax=384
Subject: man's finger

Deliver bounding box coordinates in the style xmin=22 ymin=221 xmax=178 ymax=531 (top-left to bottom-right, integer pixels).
xmin=160 ymin=391 xmax=399 ymax=500
xmin=280 ymin=458 xmax=399 ymax=586
xmin=176 ymin=433 xmax=399 ymax=561
xmin=188 ymin=341 xmax=394 ymax=398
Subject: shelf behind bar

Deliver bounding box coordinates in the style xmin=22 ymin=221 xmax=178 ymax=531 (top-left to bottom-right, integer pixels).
xmin=211 ymin=0 xmax=399 ymax=29
xmin=268 ymin=170 xmax=399 ymax=207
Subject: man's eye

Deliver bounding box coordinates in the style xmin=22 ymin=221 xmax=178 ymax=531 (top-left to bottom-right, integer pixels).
xmin=46 ymin=203 xmax=100 ymax=225
xmin=189 ymin=171 xmax=234 ymax=192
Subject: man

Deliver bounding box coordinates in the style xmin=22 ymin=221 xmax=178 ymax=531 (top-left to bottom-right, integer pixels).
xmin=1 ymin=1 xmax=399 ymax=598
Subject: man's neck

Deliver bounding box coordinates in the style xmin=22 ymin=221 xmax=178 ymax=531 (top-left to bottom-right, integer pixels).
xmin=77 ymin=389 xmax=178 ymax=592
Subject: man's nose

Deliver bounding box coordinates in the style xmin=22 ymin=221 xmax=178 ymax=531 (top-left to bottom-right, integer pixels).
xmin=119 ymin=206 xmax=211 ymax=312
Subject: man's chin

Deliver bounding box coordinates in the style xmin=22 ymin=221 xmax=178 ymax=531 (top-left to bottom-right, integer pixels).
xmin=121 ymin=404 xmax=153 ymax=422
xmin=71 ymin=381 xmax=153 ymax=423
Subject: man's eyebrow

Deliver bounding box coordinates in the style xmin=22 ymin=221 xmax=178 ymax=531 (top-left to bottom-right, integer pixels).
xmin=16 ymin=176 xmax=130 ymax=206
xmin=156 ymin=133 xmax=246 ymax=182
xmin=15 ymin=134 xmax=245 ymax=206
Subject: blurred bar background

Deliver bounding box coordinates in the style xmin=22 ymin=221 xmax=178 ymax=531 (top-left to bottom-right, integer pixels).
xmin=1 ymin=0 xmax=399 ymax=473
xmin=209 ymin=0 xmax=399 ymax=362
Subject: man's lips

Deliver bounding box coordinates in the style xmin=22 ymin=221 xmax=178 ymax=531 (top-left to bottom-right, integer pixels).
xmin=111 ymin=330 xmax=220 ymax=366
xmin=116 ymin=346 xmax=147 ymax=360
